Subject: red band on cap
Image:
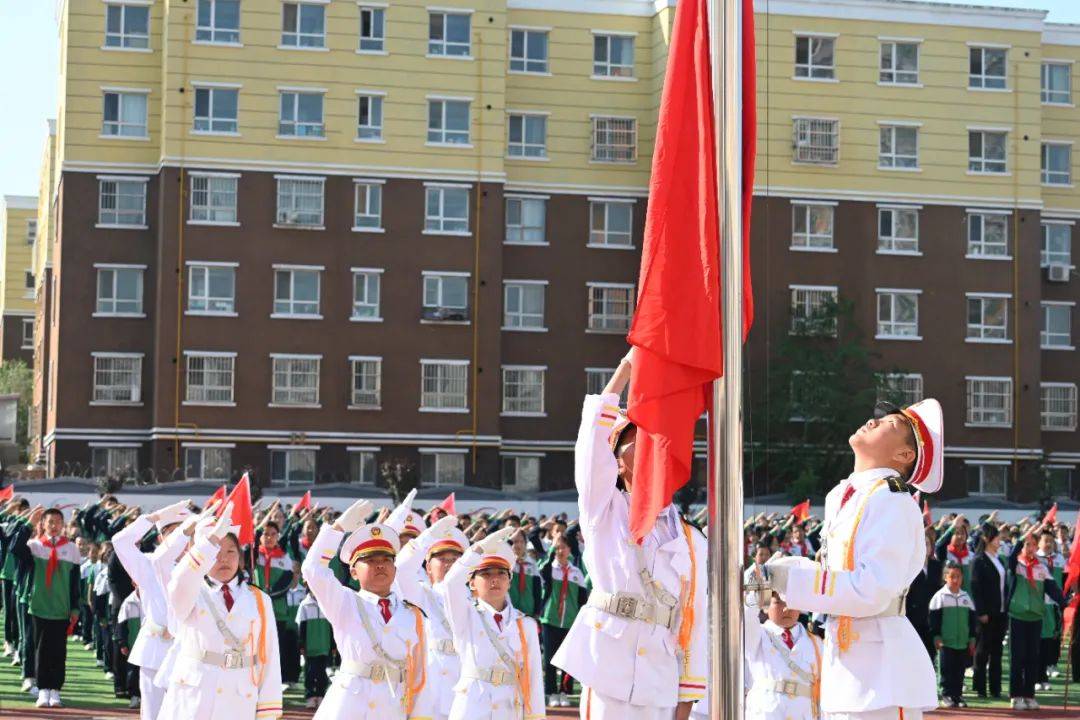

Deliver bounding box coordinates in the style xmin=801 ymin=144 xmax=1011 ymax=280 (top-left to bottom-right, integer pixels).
xmin=349 ymin=538 xmax=396 ymax=564
xmin=902 ymin=408 xmax=934 ymax=486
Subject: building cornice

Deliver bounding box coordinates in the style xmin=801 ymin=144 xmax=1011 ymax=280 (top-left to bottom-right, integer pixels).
xmin=760 ymin=0 xmax=1046 ymax=33
xmin=1044 ymin=24 xmax=1080 ymax=47
xmin=2 ymin=196 xmax=38 ymax=211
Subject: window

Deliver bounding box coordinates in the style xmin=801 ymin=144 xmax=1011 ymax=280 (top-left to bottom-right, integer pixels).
xmin=587 ymin=283 xmax=634 ymax=332
xmin=878 ymin=207 xmax=919 ymax=254
xmin=271 ymin=355 xmax=320 ymax=405
xmin=585 ymin=368 xmax=629 ymax=405
xmin=26 ymin=220 xmax=37 ymax=245
xmin=879 ymin=41 xmax=919 ymax=84
xmin=188 ymin=264 xmax=236 ymax=314
xmin=185 ymin=352 xmax=236 ymax=404
xmin=505 ymin=197 xmax=545 ymax=245
xmin=510 ymin=29 xmax=548 ymax=73
xmin=351 ymin=269 xmax=381 ymax=320
xmin=1042 ymin=143 xmax=1072 ymax=185
xmin=503 ymin=281 xmax=545 ymax=330
xmin=281 ymin=2 xmax=325 ymax=48
xmin=184 ymin=446 xmax=231 ymax=481
xmin=1042 ymin=222 xmax=1072 ymax=267
xmin=358 ymin=6 xmax=385 ymax=52
xmin=1042 ymin=62 xmax=1072 ymax=104
xmin=193 ymin=87 xmax=238 ymax=134
xmin=92 ymin=354 xmax=143 ymax=404
xmin=424 ymin=186 xmax=469 ymax=233
xmin=966 ymin=294 xmax=1009 ymax=341
xmin=591 ymin=117 xmax=637 ymax=163
xmin=967 ymin=463 xmax=1007 ymax=497
xmin=91 ymin=447 xmax=138 ymax=480
xmin=507 ymin=113 xmax=547 ymax=158
xmin=420 ymin=451 xmax=465 ymax=486
xmin=876 ymin=290 xmax=920 ymax=339
xmin=23 ymin=271 xmax=33 ymax=299
xmin=356 ymin=94 xmax=383 ymax=140
xmin=793 ymin=118 xmax=839 ymax=164
xmin=879 ymin=125 xmax=918 ymax=169
xmin=968 ymin=130 xmax=1007 ymax=174
xmin=21 ymin=319 xmax=33 ymax=350
xmin=98 ymin=178 xmax=147 ymax=226
xmin=791 ymin=203 xmax=834 ymax=250
xmin=795 ymin=35 xmax=835 ymax=80
xmin=349 ymin=357 xmax=381 ymax=408
xmin=1045 ymin=466 xmax=1075 ymax=500
xmin=502 ymin=367 xmax=545 ymax=415
xmin=428 ymin=11 xmax=470 ymax=57
xmin=102 ymin=91 xmax=148 ymax=137
xmin=501 ymin=455 xmax=540 ymax=491
xmin=593 ymin=33 xmax=634 ymax=78
xmin=967 ymin=213 xmax=1009 ymax=258
xmin=353 ymin=181 xmax=382 ymax=229
xmin=279 ymin=91 xmax=324 ymax=137
xmin=420 ymin=361 xmax=468 ymax=411
xmin=790 ymin=286 xmax=837 ymax=336
xmin=270 ymin=448 xmax=316 ymax=485
xmin=590 ymin=201 xmax=633 ymax=247
xmin=422 ymin=273 xmax=469 ymax=322
xmin=969 ymin=47 xmax=1007 ymax=89
xmin=877 ymin=373 xmax=924 ymax=407
xmin=966 ymin=377 xmax=1012 ymax=427
xmin=105 ymin=3 xmax=149 ymax=49
xmin=96 ymin=266 xmax=144 ymax=315
xmin=1042 ymin=384 xmax=1078 ymax=431
xmin=1041 ymin=303 xmax=1073 ymax=349
xmin=273 ymin=267 xmax=321 ymax=317
xmin=427 ymin=99 xmax=470 ymax=145
xmin=190 ymin=174 xmax=238 ymax=223
xmin=276 ymin=176 xmax=324 ymax=226
xmin=196 ymin=0 xmax=240 ymax=44
xmin=349 ymin=450 xmax=377 ymax=484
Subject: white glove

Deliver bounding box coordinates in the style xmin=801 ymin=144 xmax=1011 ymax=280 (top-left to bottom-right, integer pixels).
xmin=194 ymin=502 xmax=234 ymax=545
xmin=473 ymin=526 xmax=516 ymax=555
xmin=423 ymin=514 xmax=458 ymax=541
xmin=148 ymin=500 xmax=188 ymax=525
xmin=763 ymin=554 xmax=816 ymax=596
xmin=335 ymin=500 xmax=374 ymax=534
xmin=181 ymin=502 xmax=219 ymax=538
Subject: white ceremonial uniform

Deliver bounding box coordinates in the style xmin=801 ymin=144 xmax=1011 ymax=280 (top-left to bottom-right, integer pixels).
xmin=780 ymin=468 xmax=936 ymax=718
xmin=300 ymin=526 xmax=435 ymax=720
xmin=158 ymin=536 xmax=283 ymax=720
xmin=745 ymin=619 xmax=821 ymax=720
xmin=552 ymin=394 xmax=708 ymax=720
xmin=439 ymin=552 xmax=545 ymax=720
xmin=151 ymin=522 xmax=198 ymax=692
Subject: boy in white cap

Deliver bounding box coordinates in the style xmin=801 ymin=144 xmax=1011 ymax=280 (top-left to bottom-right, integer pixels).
xmin=766 ymin=399 xmax=943 ymax=719
xmin=300 ymin=499 xmax=433 ymax=720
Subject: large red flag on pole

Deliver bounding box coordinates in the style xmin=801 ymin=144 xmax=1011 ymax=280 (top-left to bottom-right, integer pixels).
xmin=625 ymin=0 xmax=756 ymax=542
xmin=217 ymin=473 xmax=255 ymax=545
xmin=0 ymin=484 xmax=13 ymax=502
xmin=789 ymin=499 xmax=810 ymax=523
xmin=1064 ymin=510 xmax=1080 ymax=594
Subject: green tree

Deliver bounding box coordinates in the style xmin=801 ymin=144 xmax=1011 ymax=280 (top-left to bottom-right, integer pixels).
xmin=0 ymin=361 xmax=33 ymax=462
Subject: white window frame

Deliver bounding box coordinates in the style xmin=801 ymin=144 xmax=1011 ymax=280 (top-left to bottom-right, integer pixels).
xmin=270 ymin=447 xmax=317 ymax=486
xmin=585 ymin=367 xmax=629 ymax=405
xmin=277 ymin=89 xmax=325 ymax=138
xmin=186 ymin=262 xmax=237 ymax=316
xmin=503 ymin=280 xmax=547 ymax=332
xmin=1041 ymin=382 xmax=1078 ymax=432
xmin=877 ymin=372 xmax=924 ymax=407
xmin=501 ymin=366 xmax=546 ymax=416
xmin=790 ymin=201 xmax=835 ymax=251
xmin=875 ymin=288 xmax=921 ymax=340
xmin=501 ymin=453 xmax=542 ymax=492
xmin=196 ymin=0 xmax=240 ymax=45
xmin=183 ymin=351 xmax=237 ymax=406
xmin=348 ymin=447 xmax=379 ymax=484
xmin=590 ymin=116 xmax=637 ymax=163
xmin=349 ymin=355 xmax=382 ymax=409
xmin=965 ymin=460 xmax=1009 ymax=497
xmin=104 ymin=2 xmax=150 ymax=50
xmin=358 ymin=5 xmax=386 ymax=53
xmin=1042 ymin=141 xmax=1073 ymax=186
xmin=794 ymin=33 xmax=836 ymax=81
xmin=966 ymin=293 xmax=1010 ymax=343
xmin=419 ymin=359 xmax=469 ymax=413
xmin=356 ymin=91 xmax=384 ymax=141
xmin=965 ymin=376 xmax=1013 ymax=428
xmin=1042 ymin=221 xmax=1073 ymax=268
xmin=593 ymin=32 xmax=635 ymax=79
xmin=182 ymin=444 xmax=234 ymax=481
xmin=189 ymin=172 xmax=239 ymax=225
xmin=588 ymin=198 xmax=634 ymax=249
xmin=507 ymin=112 xmax=548 ymax=159
xmin=419 ymin=448 xmax=467 ymax=487
xmin=270 ymin=354 xmax=321 ymax=407
xmin=275 ymin=175 xmax=325 ymax=227
xmin=351 ymin=267 xmax=383 ymax=322
xmin=966 ymin=211 xmax=1010 ymax=259
xmin=101 ymin=89 xmax=150 ymax=139
xmin=94 ymin=263 xmax=145 ymax=318
xmin=505 ymin=195 xmax=547 ymax=246
xmin=792 ymin=117 xmax=839 ymax=165
xmin=877 ymin=205 xmax=920 ymax=255
xmin=968 ymin=129 xmax=1008 ymax=174
xmin=427 ymin=10 xmax=472 ymax=58
xmin=1042 ymin=61 xmax=1073 ymax=105
xmin=789 ymin=285 xmax=838 ymax=336
xmin=969 ymin=45 xmax=1008 ymax=90
xmin=20 ymin=318 xmax=33 ymax=350
xmin=879 ymin=38 xmax=920 ymax=85
xmin=424 ymin=184 xmax=470 ymax=235
xmin=91 ymin=352 xmax=144 ymax=405
xmin=192 ymin=84 xmax=239 ymax=135
xmin=90 ymin=445 xmax=140 ymax=480
xmin=272 ymin=265 xmax=322 ymax=319
xmin=26 ymin=219 xmax=37 ymax=245
xmin=587 ymin=282 xmax=635 ymax=333
xmin=280 ymin=1 xmax=327 ymax=49
xmin=422 ymin=271 xmax=470 ymax=322
xmin=352 ymin=179 xmax=384 ymax=231
xmin=427 ymin=97 xmax=471 ymax=146
xmin=509 ymin=27 xmax=549 ymax=74
xmin=878 ymin=123 xmax=919 ymax=170
xmin=1041 ymin=301 xmax=1074 ymax=350
xmin=97 ymin=176 xmax=148 ymax=228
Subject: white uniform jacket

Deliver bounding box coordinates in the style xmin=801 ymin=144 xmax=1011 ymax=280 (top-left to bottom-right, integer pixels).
xmin=151 ymin=523 xmax=198 ymax=689
xmin=158 ymin=536 xmax=282 ymax=720
xmin=782 ymin=468 xmax=936 ymax=714
xmin=551 ymin=393 xmax=708 ymax=707
xmin=439 ymin=551 xmax=545 ymax=720
xmin=745 ymin=619 xmax=820 ymax=720
xmin=300 ymin=526 xmax=435 ymax=720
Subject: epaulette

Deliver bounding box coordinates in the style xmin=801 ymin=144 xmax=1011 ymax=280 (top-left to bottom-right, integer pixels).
xmin=403 ymin=599 xmax=427 ymax=618
xmin=885 ymin=475 xmax=910 ymax=494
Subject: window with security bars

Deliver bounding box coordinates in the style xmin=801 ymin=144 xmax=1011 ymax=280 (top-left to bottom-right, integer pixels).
xmin=789 ymin=287 xmax=837 ymax=336
xmin=795 ymin=35 xmax=835 ymax=79
xmin=970 ymin=47 xmax=1007 ymax=89
xmin=425 ymin=187 xmax=469 ymax=233
xmin=1042 ymin=143 xmax=1072 ymax=186
xmin=793 ymin=118 xmax=838 ymax=164
xmin=92 ymin=447 xmax=138 ymax=480
xmin=967 ymin=463 xmax=1007 ymax=497
xmin=594 ymin=34 xmax=634 ymax=77
xmin=1042 ymin=62 xmax=1072 ymax=104
xmin=503 ymin=282 xmax=545 ymax=330
xmin=1041 ymin=303 xmax=1072 ymax=348
xmin=272 ymin=356 xmax=320 ymax=405
xmin=105 ymin=3 xmax=149 ymax=49
xmin=185 ymin=354 xmax=235 ymax=404
xmin=967 ymin=213 xmax=1009 ymax=258
xmin=358 ymin=6 xmax=385 ymax=52
xmin=93 ymin=355 xmax=142 ymax=403
xmin=193 ymin=88 xmax=238 ymax=134
xmin=352 ymin=271 xmax=381 ymax=320
xmin=506 ymin=197 xmax=545 ymax=245
xmin=510 ymin=29 xmax=548 ymax=73
xmin=353 ymin=183 xmax=382 ymax=229
xmin=502 ymin=455 xmax=540 ymax=491
xmin=99 ymin=180 xmax=146 ymax=226
xmin=1042 ymin=223 xmax=1072 ymax=267
xmin=508 ymin=114 xmax=546 ymax=158
xmin=421 ymin=362 xmax=468 ymax=410
xmin=590 ymin=201 xmax=633 ymax=247
xmin=279 ymin=92 xmax=324 ymax=137
xmin=878 ymin=207 xmax=919 ymax=254
xmin=876 ymin=291 xmax=919 ymax=338
xmin=587 ymin=285 xmax=634 ymax=332
xmin=350 ymin=358 xmax=381 ymax=408
xmin=184 ymin=447 xmax=231 ymax=481
xmin=968 ymin=131 xmax=1007 ymax=174
xmin=502 ymin=367 xmax=545 ymax=415
xmin=879 ymin=126 xmax=918 ymax=169
xmin=276 ymin=178 xmax=324 ymax=226
xmin=877 ymin=373 xmax=924 ymax=407
xmin=96 ymin=267 xmax=143 ymax=315
xmin=190 ymin=175 xmax=237 ymax=223
xmin=966 ymin=295 xmax=1009 ymax=341
xmin=350 ymin=451 xmax=377 ymax=484
xmin=357 ymin=95 xmax=383 ymax=140
xmin=591 ymin=117 xmax=637 ymax=163
xmin=420 ymin=452 xmax=465 ymax=486
xmin=966 ymin=377 xmax=1012 ymax=427
xmin=791 ymin=204 xmax=833 ymax=250
xmin=271 ymin=449 xmax=315 ymax=485
xmin=197 ymin=0 xmax=240 ymax=44
xmin=102 ymin=92 xmax=148 ymax=137
xmin=1041 ymin=383 xmax=1078 ymax=431
xmin=880 ymin=41 xmax=918 ymax=84
xmin=428 ymin=11 xmax=470 ymax=57
xmin=274 ymin=269 xmax=320 ymax=316
xmin=188 ymin=265 xmax=235 ymax=314
xmin=281 ymin=2 xmax=325 ymax=48
xmin=585 ymin=368 xmax=629 ymax=405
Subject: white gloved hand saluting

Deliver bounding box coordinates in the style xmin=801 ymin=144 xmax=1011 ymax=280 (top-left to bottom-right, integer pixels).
xmin=195 ymin=502 xmax=234 ymax=546
xmin=147 ymin=500 xmax=189 ymax=526
xmin=334 ymin=499 xmax=374 ymax=534
xmin=471 ymin=525 xmax=517 ymax=556
xmin=422 ymin=514 xmax=458 ymax=541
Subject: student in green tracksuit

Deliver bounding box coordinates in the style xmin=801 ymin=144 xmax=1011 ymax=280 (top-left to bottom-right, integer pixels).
xmin=115 ymin=589 xmax=142 ymax=709
xmin=0 ymin=498 xmax=29 ymax=658
xmin=508 ymin=530 xmax=542 ymax=617
xmin=296 ymin=590 xmax=333 ymax=709
xmin=930 ymin=562 xmax=977 ymax=708
xmin=1036 ymin=530 xmax=1065 ymax=690
xmin=253 ymin=521 xmax=300 ymax=686
xmin=538 ymin=534 xmax=588 ymax=708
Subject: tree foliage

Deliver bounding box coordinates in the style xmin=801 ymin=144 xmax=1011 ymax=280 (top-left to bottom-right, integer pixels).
xmin=0 ymin=361 xmax=33 ymax=462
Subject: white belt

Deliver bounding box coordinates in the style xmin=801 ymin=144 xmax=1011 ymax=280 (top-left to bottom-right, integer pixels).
xmin=464 ymin=666 xmax=516 ymax=687
xmin=769 ymin=679 xmax=812 ymax=699
xmin=187 ymin=649 xmax=257 ymax=670
xmin=339 ymin=659 xmax=404 ymax=684
xmin=143 ymin=622 xmax=172 ymax=640
xmin=867 ymin=594 xmax=907 ymax=620
xmin=587 ymin=591 xmax=677 ymax=630
xmin=434 ymin=638 xmax=457 ymax=655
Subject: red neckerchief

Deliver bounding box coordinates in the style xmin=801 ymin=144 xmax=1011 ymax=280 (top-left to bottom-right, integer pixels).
xmin=41 ymin=535 xmax=69 ymax=589
xmin=517 ymin=561 xmax=527 ymax=593
xmin=556 ymin=562 xmax=570 ymax=623
xmin=949 ymin=542 xmax=969 ymax=563
xmin=1019 ymin=552 xmax=1039 ymax=589
xmin=300 ymin=536 xmax=313 ymax=551
xmin=259 ymin=545 xmax=285 ymax=587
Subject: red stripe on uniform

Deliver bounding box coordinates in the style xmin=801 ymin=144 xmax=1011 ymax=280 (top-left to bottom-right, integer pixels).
xmin=819 ymin=570 xmax=828 ymax=595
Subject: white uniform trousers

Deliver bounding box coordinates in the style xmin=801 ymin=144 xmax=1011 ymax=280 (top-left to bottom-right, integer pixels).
xmin=580 ymin=687 xmax=677 ymax=720
xmin=826 ymin=709 xmax=923 ymax=720
xmin=140 ymin=667 xmax=166 ymax=720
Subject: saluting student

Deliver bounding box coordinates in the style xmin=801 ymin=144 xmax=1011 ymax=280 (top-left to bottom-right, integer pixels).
xmin=296 ymin=589 xmax=332 ymax=709
xmin=508 ymin=531 xmax=542 ymax=618
xmin=536 ymin=533 xmax=587 ymax=708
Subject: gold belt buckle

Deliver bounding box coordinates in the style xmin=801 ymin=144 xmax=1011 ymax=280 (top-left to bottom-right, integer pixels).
xmin=369 ymin=664 xmax=386 ymax=682
xmin=615 ymin=595 xmax=638 ymax=618
xmin=223 ymin=651 xmax=244 ymax=669
xmin=781 ymin=680 xmax=798 ymax=697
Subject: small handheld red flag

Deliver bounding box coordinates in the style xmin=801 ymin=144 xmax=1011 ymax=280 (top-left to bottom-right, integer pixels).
xmin=923 ymin=500 xmax=932 ymax=528
xmin=1064 ymin=595 xmax=1080 ymax=637
xmin=218 ymin=474 xmax=254 ymax=546
xmin=1043 ymin=503 xmax=1058 ymax=526
xmin=789 ymin=499 xmax=810 ymax=523
xmin=1064 ymin=510 xmax=1080 ymax=594
xmin=206 ymin=485 xmax=226 ymax=508
xmin=293 ymin=490 xmax=312 ymax=514
xmin=0 ymin=484 xmax=13 ymax=502
xmin=438 ymin=492 xmax=456 ymax=516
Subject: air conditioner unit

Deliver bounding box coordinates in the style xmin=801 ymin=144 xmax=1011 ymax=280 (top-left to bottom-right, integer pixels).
xmin=1048 ymin=263 xmax=1071 ymax=283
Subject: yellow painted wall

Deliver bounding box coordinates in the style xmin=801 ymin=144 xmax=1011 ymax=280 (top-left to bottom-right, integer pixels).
xmin=34 ymin=121 xmax=57 ymax=282
xmin=0 ymin=200 xmax=39 ymax=315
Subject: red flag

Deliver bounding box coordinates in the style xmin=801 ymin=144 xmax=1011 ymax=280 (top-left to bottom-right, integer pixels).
xmin=206 ymin=485 xmax=226 ymax=508
xmin=625 ymin=0 xmax=756 ymax=541
xmin=1064 ymin=510 xmax=1080 ymax=594
xmin=293 ymin=490 xmax=312 ymax=514
xmin=1043 ymin=502 xmax=1058 ymax=526
xmin=0 ymin=484 xmax=13 ymax=502
xmin=438 ymin=492 xmax=456 ymax=516
xmin=217 ymin=474 xmax=254 ymax=546
xmin=923 ymin=500 xmax=932 ymax=528
xmin=789 ymin=499 xmax=810 ymax=523
xmin=1065 ymin=595 xmax=1080 ymax=637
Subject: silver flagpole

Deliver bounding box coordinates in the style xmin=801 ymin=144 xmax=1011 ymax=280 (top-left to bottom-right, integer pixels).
xmin=707 ymin=0 xmax=744 ymax=718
